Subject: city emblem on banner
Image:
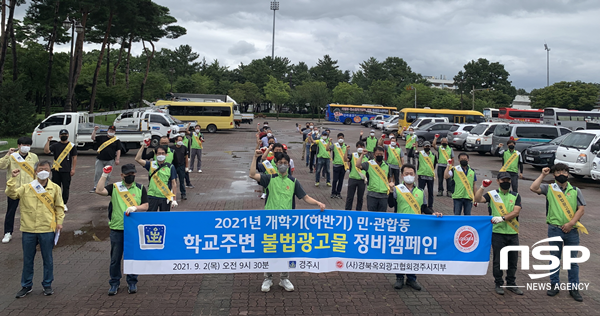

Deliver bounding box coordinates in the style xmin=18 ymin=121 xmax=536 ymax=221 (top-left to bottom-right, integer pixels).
xmin=454 ymin=226 xmax=479 ymax=253
xmin=138 ymin=224 xmax=166 ymax=250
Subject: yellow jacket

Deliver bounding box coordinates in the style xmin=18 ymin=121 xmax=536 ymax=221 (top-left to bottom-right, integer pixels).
xmin=6 ymin=176 xmax=65 ymax=233
xmin=0 ymin=152 xmax=39 ymax=190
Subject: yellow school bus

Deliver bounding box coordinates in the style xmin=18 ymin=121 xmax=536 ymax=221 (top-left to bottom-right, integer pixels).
xmin=156 ymin=100 xmax=234 ymax=133
xmin=398 ymin=108 xmax=485 ymax=130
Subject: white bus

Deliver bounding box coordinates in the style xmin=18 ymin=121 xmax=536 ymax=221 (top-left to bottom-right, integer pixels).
xmin=483 ymin=108 xmax=499 ymax=121
xmin=542 ymin=107 xmax=600 ymax=130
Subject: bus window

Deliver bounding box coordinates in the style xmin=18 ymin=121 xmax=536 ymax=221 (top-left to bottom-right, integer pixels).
xmin=169 ymin=106 xmax=185 ymax=116
xmin=454 ymin=116 xmax=464 ymax=123
xmin=399 ymin=112 xmax=405 ymax=120
xmin=407 ymin=112 xmax=417 ymax=122
xmin=543 ymin=108 xmax=555 ymax=117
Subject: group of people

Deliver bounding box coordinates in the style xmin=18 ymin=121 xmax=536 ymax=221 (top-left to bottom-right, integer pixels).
xmin=1 ymin=124 xmax=207 ymax=298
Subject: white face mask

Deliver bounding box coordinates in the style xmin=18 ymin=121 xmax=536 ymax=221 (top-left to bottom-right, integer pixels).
xmin=107 ymin=132 xmax=115 ymax=137
xmin=267 ymin=133 xmax=272 ymax=137
xmin=357 ymin=148 xmax=364 ymax=154
xmin=391 ymin=142 xmax=396 ymax=147
xmin=338 ymin=139 xmax=344 ymax=144
xmin=403 ymin=175 xmax=415 ymax=184
xmin=20 ymin=146 xmax=31 ymax=154
xmin=157 ymin=155 xmax=166 ymax=162
xmin=195 ymin=129 xmax=200 ymax=133
xmin=37 ymin=170 xmax=50 ymax=180
xmin=370 ymin=133 xmax=375 ymax=137
xmin=176 ymin=141 xmax=183 ymax=146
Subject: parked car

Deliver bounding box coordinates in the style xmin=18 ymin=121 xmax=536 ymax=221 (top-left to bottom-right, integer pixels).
xmin=465 ymin=122 xmax=503 ymax=155
xmin=522 ymin=133 xmax=570 ymax=168
xmin=554 ymin=130 xmax=600 ymax=178
xmin=370 ymin=115 xmax=388 ymax=128
xmin=362 ymin=117 xmax=374 ymax=127
xmin=491 ymin=124 xmax=572 ymax=153
xmin=377 ymin=115 xmax=398 ymax=130
xmin=400 ymin=117 xmax=449 ymax=139
xmin=412 ymin=122 xmax=455 ymax=146
xmin=591 ymin=153 xmax=600 ymax=180
xmin=446 ymin=124 xmax=476 ymax=150
xmin=383 ymin=116 xmax=400 ymax=133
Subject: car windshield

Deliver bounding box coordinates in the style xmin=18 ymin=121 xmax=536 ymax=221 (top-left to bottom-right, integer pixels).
xmin=419 ymin=122 xmax=436 ymax=130
xmin=560 ymin=133 xmax=596 ymax=149
xmin=549 ymin=133 xmax=569 ymax=145
xmin=169 ymin=115 xmax=181 ymax=124
xmin=470 ymin=124 xmax=488 ymax=135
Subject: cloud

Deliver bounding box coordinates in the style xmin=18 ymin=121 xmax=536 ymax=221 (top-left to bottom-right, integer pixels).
xmin=228 ymin=40 xmax=258 ymax=56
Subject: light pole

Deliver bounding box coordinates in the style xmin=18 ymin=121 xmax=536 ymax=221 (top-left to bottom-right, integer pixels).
xmin=169 ymin=68 xmax=175 ymax=91
xmin=407 ymin=85 xmax=417 ymax=108
xmin=270 ymin=1 xmax=279 ymax=60
xmin=471 ymin=85 xmax=494 ymax=110
xmin=544 ymin=43 xmax=550 ymax=87
xmin=63 ymin=17 xmax=83 ymax=111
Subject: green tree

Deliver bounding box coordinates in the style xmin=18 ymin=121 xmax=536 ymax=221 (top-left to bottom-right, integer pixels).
xmin=309 ymin=55 xmax=347 ymax=89
xmin=264 ymin=75 xmax=290 ymax=120
xmin=453 ymin=58 xmax=516 ymax=108
xmin=332 ymin=82 xmax=365 ymax=105
xmin=0 ymin=81 xmax=39 ymax=136
xmin=530 ymin=81 xmax=600 ymax=110
xmin=296 ymin=81 xmax=330 ymax=121
xmin=368 ymin=79 xmax=396 ymax=106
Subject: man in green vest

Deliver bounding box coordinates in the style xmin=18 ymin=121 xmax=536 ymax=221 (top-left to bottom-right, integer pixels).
xmin=182 ymin=131 xmax=194 ymax=189
xmin=357 ymin=146 xmax=390 ymax=212
xmin=494 ymin=139 xmax=523 ymax=192
xmin=329 ymin=133 xmax=349 ymax=199
xmin=379 ymin=135 xmax=403 ymax=185
xmin=359 ymin=129 xmax=379 ymax=159
xmin=345 ymin=141 xmax=368 ymax=211
xmin=417 ymin=141 xmax=437 ymax=210
xmin=444 ymin=153 xmax=477 ymax=215
xmin=432 ymin=136 xmax=454 ymax=197
xmin=95 ymin=164 xmax=149 ymax=296
xmin=249 ymin=150 xmax=325 ymax=293
xmin=404 ymin=127 xmax=417 ymax=165
xmin=387 ymin=164 xmax=442 ymax=291
xmin=530 ymin=163 xmax=586 ymax=302
xmin=314 ymin=131 xmax=332 ymax=187
xmin=474 ymin=172 xmax=523 ymax=296
xmin=135 ymin=144 xmax=178 ymax=212
xmin=190 ymin=125 xmax=204 ymax=173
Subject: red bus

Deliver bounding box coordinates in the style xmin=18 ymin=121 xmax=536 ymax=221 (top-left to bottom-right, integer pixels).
xmin=498 ymin=108 xmax=543 ymax=123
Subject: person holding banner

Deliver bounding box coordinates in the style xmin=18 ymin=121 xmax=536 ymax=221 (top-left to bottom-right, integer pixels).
xmin=249 ymin=149 xmax=326 ymax=292
xmin=379 ymin=134 xmax=403 ymax=185
xmin=530 ymin=164 xmax=586 ymax=302
xmin=0 ymin=137 xmax=39 ymax=244
xmin=91 ymin=125 xmax=121 ymax=192
xmin=357 ymin=146 xmax=390 ymax=213
xmin=329 ymin=133 xmax=349 ymax=199
xmin=44 ymin=129 xmax=77 ymax=212
xmin=494 ymin=139 xmax=523 ymax=192
xmin=95 ymin=163 xmax=149 ymax=296
xmin=135 ymin=145 xmax=178 ymax=212
xmin=404 ymin=128 xmax=417 ymax=165
xmin=345 ymin=141 xmax=368 ymax=211
xmin=432 ymin=136 xmax=454 ymax=197
xmin=474 ymin=172 xmax=523 ymax=296
xmin=417 ymin=141 xmax=437 ymax=210
xmin=388 ymin=164 xmax=442 ymax=291
xmin=6 ymin=161 xmax=64 ymax=298
xmin=444 ymin=153 xmax=477 ymax=215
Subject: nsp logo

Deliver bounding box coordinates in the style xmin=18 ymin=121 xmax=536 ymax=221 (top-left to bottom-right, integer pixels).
xmin=500 ymin=236 xmax=590 ymax=279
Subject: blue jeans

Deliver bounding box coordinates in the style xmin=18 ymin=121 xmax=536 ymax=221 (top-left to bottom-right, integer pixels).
xmin=110 ymin=230 xmax=138 ymax=287
xmin=175 ymin=165 xmax=186 ymax=196
xmin=548 ymin=225 xmax=580 ymax=286
xmin=22 ymin=232 xmax=55 ymax=288
xmin=453 ymin=198 xmax=472 ymax=215
xmin=305 ymin=144 xmax=311 ymax=165
xmin=316 ymin=158 xmax=330 ymax=183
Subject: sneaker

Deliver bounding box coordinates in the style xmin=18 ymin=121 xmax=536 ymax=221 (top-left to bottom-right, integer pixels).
xmin=198 ymin=170 xmax=202 ymax=173
xmin=506 ymin=284 xmax=523 ymax=295
xmin=2 ymin=233 xmax=12 ymax=243
xmin=261 ymin=278 xmax=273 ymax=292
xmin=182 ymin=195 xmax=187 ymax=201
xmin=495 ymin=285 xmax=505 ymax=295
xmin=279 ymin=279 xmax=295 ymax=292
xmin=260 ymin=193 xmax=267 ymax=199
xmin=337 ymin=195 xmax=343 ymax=199
xmin=570 ymin=289 xmax=583 ymax=302
xmin=186 ymin=185 xmax=194 ymax=189
xmin=437 ymin=191 xmax=444 ymax=197
xmin=90 ymin=187 xmax=96 ymax=193
xmin=330 ymin=194 xmax=336 ymax=199
xmin=108 ymin=285 xmax=118 ymax=296
xmin=547 ymin=287 xmax=559 ymax=297
xmin=15 ymin=287 xmax=32 ymax=298
xmin=64 ymin=205 xmax=68 ymax=212
xmin=446 ymin=191 xmax=452 ymax=197
xmin=315 ymin=182 xmax=320 ymax=187
xmin=128 ymin=284 xmax=137 ymax=294
xmin=393 ymin=279 xmax=404 ymax=290
xmin=326 ymin=182 xmax=332 ymax=187
xmin=43 ymin=287 xmax=54 ymax=296
xmin=406 ymin=279 xmax=422 ymax=291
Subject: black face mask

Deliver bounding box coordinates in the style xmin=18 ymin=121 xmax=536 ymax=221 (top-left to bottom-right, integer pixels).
xmin=124 ymin=175 xmax=135 ymax=184
xmin=460 ymin=160 xmax=468 ymax=167
xmin=555 ymin=175 xmax=568 ymax=184
xmin=499 ymin=182 xmax=511 ymax=190
xmin=375 ymin=155 xmax=384 ymax=163
xmin=60 ymin=136 xmax=69 ymax=141
xmin=442 ymin=143 xmax=448 ymax=147
xmin=424 ymin=147 xmax=430 ymax=152
xmin=508 ymin=145 xmax=515 ymax=150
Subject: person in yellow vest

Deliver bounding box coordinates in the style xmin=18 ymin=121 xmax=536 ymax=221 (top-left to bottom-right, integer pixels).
xmin=7 ymin=161 xmax=64 ymax=298
xmin=387 ymin=164 xmax=442 ymax=291
xmin=379 ymin=134 xmax=403 ymax=185
xmin=359 ymin=130 xmax=378 ymax=159
xmin=474 ymin=172 xmax=523 ymax=296
xmin=91 ymin=125 xmax=121 ymax=192
xmin=444 ymin=153 xmax=478 ymax=215
xmin=494 ymin=139 xmax=523 ymax=192
xmin=190 ymin=125 xmax=204 ymax=173
xmin=404 ymin=127 xmax=417 ymax=165
xmin=95 ymin=163 xmax=149 ymax=296
xmin=530 ymin=163 xmax=586 ymax=302
xmin=44 ymin=129 xmax=78 ymax=212
xmin=135 ymin=144 xmax=178 ymax=212
xmin=345 ymin=141 xmax=368 ymax=210
xmin=0 ymin=136 xmax=39 ymax=243
xmin=330 ymin=133 xmax=349 ymax=199
xmin=314 ymin=131 xmax=332 ymax=187
xmin=432 ymin=136 xmax=454 ymax=197
xmin=417 ymin=141 xmax=437 ymax=210
xmin=249 ymin=150 xmax=325 ymax=293
xmin=357 ymin=146 xmax=390 ymax=212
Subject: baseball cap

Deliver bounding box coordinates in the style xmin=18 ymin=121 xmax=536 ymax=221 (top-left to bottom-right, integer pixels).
xmin=423 ymin=141 xmax=432 ymax=147
xmin=59 ymin=129 xmax=69 ymax=135
xmin=370 ymin=129 xmax=375 ymax=133
xmin=497 ymin=172 xmax=511 ymax=180
xmin=108 ymin=125 xmax=116 ymax=131
xmin=121 ymin=163 xmax=137 ymax=174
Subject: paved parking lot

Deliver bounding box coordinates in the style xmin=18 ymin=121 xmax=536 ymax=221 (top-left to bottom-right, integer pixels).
xmin=0 ymin=119 xmax=599 ymax=316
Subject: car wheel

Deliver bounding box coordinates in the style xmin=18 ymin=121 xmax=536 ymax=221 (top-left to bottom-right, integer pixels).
xmin=572 ymin=174 xmax=585 ymax=179
xmin=477 ymin=151 xmax=487 ymax=155
xmin=207 ymin=124 xmax=217 ymax=133
xmin=344 ymin=118 xmax=352 ymax=125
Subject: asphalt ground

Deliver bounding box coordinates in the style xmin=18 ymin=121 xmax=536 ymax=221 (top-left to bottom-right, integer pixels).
xmin=0 ymin=119 xmax=599 ymax=316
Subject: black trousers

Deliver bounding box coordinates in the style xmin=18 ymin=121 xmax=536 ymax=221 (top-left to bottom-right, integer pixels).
xmin=331 ymin=166 xmax=346 ymax=195
xmin=418 ymin=177 xmax=434 ymax=208
xmin=367 ymin=195 xmax=388 ymax=212
xmin=345 ymin=178 xmax=366 ymax=211
xmin=185 ymin=170 xmax=192 ymax=186
xmin=52 ymin=171 xmax=72 ymax=204
xmin=405 ymin=148 xmax=416 ymax=165
xmin=4 ymin=197 xmax=19 ymax=234
xmin=436 ymin=166 xmax=453 ymax=193
xmin=148 ymin=197 xmax=170 ymax=212
xmin=309 ymin=150 xmax=317 ymax=172
xmin=388 ymin=168 xmax=400 ymax=185
xmin=492 ymin=233 xmax=519 ymax=286
xmin=507 ymin=171 xmax=519 ymax=193
xmin=110 ymin=230 xmax=138 ymax=286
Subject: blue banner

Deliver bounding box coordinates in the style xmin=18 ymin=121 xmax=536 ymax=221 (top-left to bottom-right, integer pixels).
xmin=124 ymin=210 xmax=492 ymax=275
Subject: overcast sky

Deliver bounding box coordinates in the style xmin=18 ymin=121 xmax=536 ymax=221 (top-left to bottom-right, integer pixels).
xmin=18 ymin=0 xmax=600 ymax=91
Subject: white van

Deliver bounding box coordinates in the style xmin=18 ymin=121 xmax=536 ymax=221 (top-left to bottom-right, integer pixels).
xmin=464 ymin=122 xmax=503 ymax=155
xmin=554 ymin=130 xmax=600 ymax=178
xmin=400 ymin=117 xmax=448 ymax=139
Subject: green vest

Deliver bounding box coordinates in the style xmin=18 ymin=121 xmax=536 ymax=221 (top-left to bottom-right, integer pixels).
xmin=405 ymin=134 xmax=416 ymax=148
xmin=417 ymin=151 xmax=435 ymax=177
xmin=264 ymin=175 xmax=296 ymax=210
xmin=437 ymin=146 xmax=452 ymax=163
xmin=349 ymin=153 xmax=368 ymax=180
xmin=109 ymin=182 xmax=143 ymax=230
xmin=154 ymin=147 xmax=174 ymax=164
xmin=387 ymin=146 xmax=402 ymax=166
xmin=502 ymin=150 xmax=519 ymax=173
xmin=191 ymin=132 xmax=203 ymax=149
xmin=332 ymin=143 xmax=347 ymax=165
xmin=452 ymin=166 xmax=475 ymax=200
xmin=396 ymin=184 xmax=424 ymax=214
xmin=366 ymin=160 xmax=389 ymax=194
xmin=316 ymin=139 xmax=330 ymax=159
xmin=488 ymin=190 xmax=518 ymax=234
xmin=148 ymin=161 xmax=173 ymax=198
xmin=546 ymin=182 xmax=578 ymax=226
xmin=366 ymin=137 xmax=377 ymax=152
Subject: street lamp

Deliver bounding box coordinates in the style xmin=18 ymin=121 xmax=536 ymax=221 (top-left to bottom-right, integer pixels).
xmin=471 ymin=85 xmax=494 ymax=110
xmin=407 ymin=85 xmax=417 ymax=108
xmin=63 ymin=17 xmax=83 ymax=111
xmin=169 ymin=68 xmax=175 ymax=91
xmin=544 ymin=43 xmax=550 ymax=87
xmin=270 ymin=1 xmax=279 ymax=60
